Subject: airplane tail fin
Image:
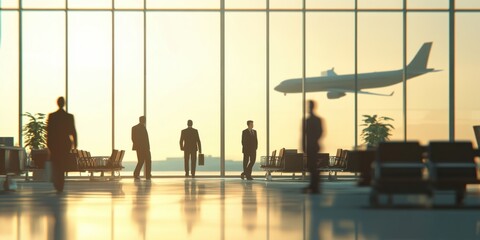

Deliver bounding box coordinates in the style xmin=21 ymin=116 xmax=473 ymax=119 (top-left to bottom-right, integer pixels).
xmin=321 ymin=68 xmax=337 ymax=77
xmin=407 ymin=42 xmax=433 ymax=72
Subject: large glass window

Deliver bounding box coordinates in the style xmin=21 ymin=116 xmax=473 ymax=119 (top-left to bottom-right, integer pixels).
xmin=456 ymin=13 xmax=480 ymax=147
xmin=306 ymin=12 xmax=355 ymax=154
xmin=225 ymin=12 xmax=266 ymax=165
xmin=270 ymin=12 xmax=303 ymax=154
xmin=22 ymin=11 xmax=65 ymax=146
xmin=0 ymin=12 xmax=19 ymax=145
xmin=114 ymin=12 xmax=144 ymax=163
xmin=146 ymin=12 xmax=220 ymax=175
xmin=68 ymin=12 xmax=112 ymax=155
xmin=407 ymin=13 xmax=449 ymax=143
xmin=3 ymin=1 xmax=480 ymax=175
xmin=358 ymin=13 xmax=403 ymax=145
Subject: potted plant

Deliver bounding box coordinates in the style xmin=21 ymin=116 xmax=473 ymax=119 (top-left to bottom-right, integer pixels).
xmin=360 ymin=114 xmax=394 ymax=148
xmin=23 ymin=112 xmax=48 ymax=168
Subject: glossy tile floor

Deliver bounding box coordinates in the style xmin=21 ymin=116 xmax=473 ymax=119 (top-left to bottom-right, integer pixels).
xmin=1 ymin=177 xmax=480 ymax=240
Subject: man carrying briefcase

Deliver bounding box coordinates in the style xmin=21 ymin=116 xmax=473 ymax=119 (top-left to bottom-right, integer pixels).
xmin=180 ymin=120 xmax=202 ymax=177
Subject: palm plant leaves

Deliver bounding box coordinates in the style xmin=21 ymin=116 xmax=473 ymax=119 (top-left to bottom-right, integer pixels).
xmin=23 ymin=112 xmax=47 ymax=150
xmin=360 ymin=114 xmax=394 ymax=147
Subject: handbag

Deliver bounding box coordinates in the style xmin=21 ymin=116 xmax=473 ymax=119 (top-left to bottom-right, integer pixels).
xmin=198 ymin=153 xmax=205 ymax=166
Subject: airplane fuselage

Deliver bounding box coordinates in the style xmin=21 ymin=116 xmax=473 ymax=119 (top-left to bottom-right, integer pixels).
xmin=275 ymin=69 xmax=428 ymax=94
xmin=274 ymin=42 xmax=437 ymax=98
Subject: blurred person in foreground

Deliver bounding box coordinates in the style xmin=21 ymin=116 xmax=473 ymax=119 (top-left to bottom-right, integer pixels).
xmin=303 ymin=100 xmax=324 ymax=194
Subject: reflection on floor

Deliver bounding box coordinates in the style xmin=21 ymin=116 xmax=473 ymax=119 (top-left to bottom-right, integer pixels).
xmin=1 ymin=178 xmax=480 ymax=240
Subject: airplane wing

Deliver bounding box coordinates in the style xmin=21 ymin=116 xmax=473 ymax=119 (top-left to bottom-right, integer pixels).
xmin=327 ymin=89 xmax=394 ymax=99
xmin=356 ymin=90 xmax=394 ymax=96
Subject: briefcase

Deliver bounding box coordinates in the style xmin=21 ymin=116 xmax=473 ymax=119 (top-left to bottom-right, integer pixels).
xmin=198 ymin=153 xmax=205 ymax=166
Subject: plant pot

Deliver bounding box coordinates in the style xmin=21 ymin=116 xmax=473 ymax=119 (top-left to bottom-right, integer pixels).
xmin=31 ymin=149 xmax=49 ymax=169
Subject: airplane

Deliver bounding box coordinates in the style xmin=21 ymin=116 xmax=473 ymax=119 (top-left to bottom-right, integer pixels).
xmin=274 ymin=42 xmax=440 ymax=99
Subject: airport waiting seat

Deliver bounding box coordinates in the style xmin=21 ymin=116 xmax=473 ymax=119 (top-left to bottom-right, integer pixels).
xmin=263 ymin=150 xmax=277 ymax=167
xmin=316 ymin=153 xmax=330 ymax=168
xmin=91 ymin=149 xmax=125 ymax=176
xmin=328 ymin=149 xmax=343 ymax=167
xmin=428 ymin=141 xmax=479 ymax=205
xmin=65 ymin=149 xmax=125 ymax=180
xmin=260 ymin=148 xmax=286 ymax=180
xmin=260 ymin=149 xmax=278 ymax=168
xmin=370 ymin=141 xmax=431 ymax=206
xmin=317 ymin=149 xmax=349 ymax=181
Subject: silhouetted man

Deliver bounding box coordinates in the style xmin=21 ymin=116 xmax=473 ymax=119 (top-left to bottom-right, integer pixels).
xmin=241 ymin=120 xmax=258 ymax=180
xmin=180 ymin=120 xmax=202 ymax=177
xmin=303 ymin=100 xmax=324 ymax=194
xmin=47 ymin=96 xmax=77 ymax=193
xmin=132 ymin=116 xmax=151 ymax=180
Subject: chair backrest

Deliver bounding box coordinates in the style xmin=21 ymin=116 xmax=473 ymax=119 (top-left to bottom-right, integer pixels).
xmin=116 ymin=150 xmax=125 ymax=167
xmin=269 ymin=150 xmax=277 ymax=166
xmin=277 ymin=148 xmax=286 ymax=166
xmin=110 ymin=149 xmax=119 ymax=159
xmin=376 ymin=141 xmax=423 ymax=163
xmin=112 ymin=149 xmax=122 ymax=167
xmin=333 ymin=149 xmax=343 ymax=166
xmin=428 ymin=141 xmax=474 ymax=163
xmin=473 ymin=126 xmax=480 ymax=148
xmin=75 ymin=150 xmax=86 ymax=168
xmin=107 ymin=149 xmax=119 ymax=167
xmin=339 ymin=150 xmax=349 ymax=167
xmin=317 ymin=153 xmax=330 ymax=168
xmin=335 ymin=148 xmax=343 ymax=158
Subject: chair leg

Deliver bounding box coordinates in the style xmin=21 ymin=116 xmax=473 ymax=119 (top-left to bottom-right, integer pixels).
xmin=265 ymin=171 xmax=272 ymax=181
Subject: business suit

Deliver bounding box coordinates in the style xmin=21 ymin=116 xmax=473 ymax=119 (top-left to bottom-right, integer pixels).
xmin=132 ymin=123 xmax=151 ymax=179
xmin=180 ymin=127 xmax=202 ymax=176
xmin=47 ymin=108 xmax=77 ymax=192
xmin=242 ymin=128 xmax=258 ymax=179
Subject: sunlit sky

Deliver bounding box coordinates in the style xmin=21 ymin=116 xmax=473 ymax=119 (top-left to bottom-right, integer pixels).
xmin=1 ymin=1 xmax=480 ymax=166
